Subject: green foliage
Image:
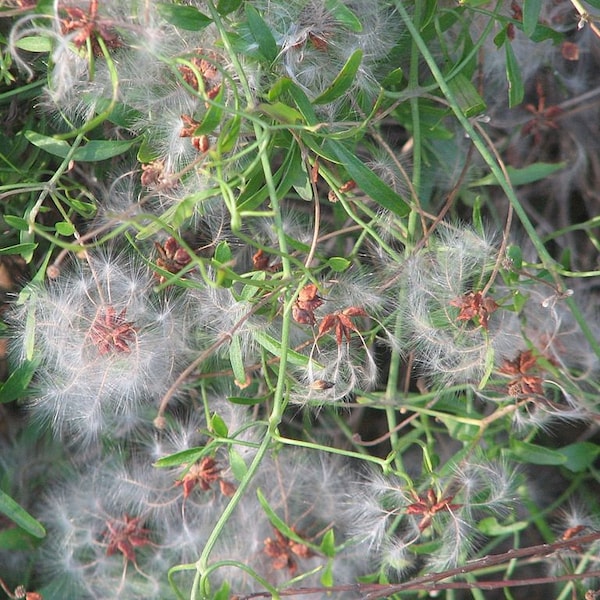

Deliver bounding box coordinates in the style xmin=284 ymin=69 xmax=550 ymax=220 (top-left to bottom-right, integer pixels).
xmin=2 ymin=1 xmax=600 ymax=599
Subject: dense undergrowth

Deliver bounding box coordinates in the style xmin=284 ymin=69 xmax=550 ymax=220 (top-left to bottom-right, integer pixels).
xmin=1 ymin=1 xmax=600 ymax=599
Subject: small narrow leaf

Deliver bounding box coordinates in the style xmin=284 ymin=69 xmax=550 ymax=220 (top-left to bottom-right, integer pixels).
xmin=470 ymin=162 xmax=566 ymax=187
xmin=505 ymin=41 xmax=524 ymax=107
xmin=523 ymin=0 xmax=542 ymax=37
xmin=254 ymin=331 xmax=312 ymax=367
xmin=217 ymin=0 xmax=243 ymax=15
xmin=217 ymin=114 xmax=241 ymax=154
xmin=154 ymin=448 xmax=204 ymax=468
xmin=0 ymin=489 xmax=45 ymax=539
xmin=15 ymin=36 xmax=52 ymax=52
xmin=313 ymin=49 xmax=363 ymax=105
xmin=229 ymin=447 xmax=247 ymax=481
xmin=229 ymin=335 xmax=247 ymax=387
xmin=320 ymin=529 xmax=335 ymax=557
xmin=194 ymin=85 xmax=225 ymax=135
xmin=507 ymin=440 xmax=567 ymax=466
xmin=3 ymin=215 xmax=29 ymax=231
xmin=257 ymin=102 xmax=303 ymax=124
xmin=210 ymin=413 xmax=229 ymax=438
xmin=324 ymin=0 xmax=362 ymax=31
xmin=0 ymin=360 xmax=37 ymax=403
xmin=25 ymin=131 xmax=138 ymax=161
xmin=245 ymin=4 xmax=278 ymax=62
xmin=156 ymin=3 xmax=212 ymax=30
xmin=558 ymin=442 xmax=600 ymax=473
xmin=447 ymin=73 xmax=486 ymax=117
xmin=0 ymin=243 xmax=37 ymax=256
xmin=326 ymin=140 xmax=410 ymax=217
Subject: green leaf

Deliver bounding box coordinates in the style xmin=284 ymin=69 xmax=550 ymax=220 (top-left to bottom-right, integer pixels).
xmin=227 ymin=395 xmax=265 ymax=406
xmin=320 ymin=560 xmax=334 ymax=587
xmin=257 ymin=102 xmax=303 ymax=124
xmin=214 ymin=240 xmax=232 ymax=264
xmin=54 ymin=221 xmax=75 ymax=236
xmin=25 ymin=131 xmax=138 ymax=161
xmin=217 ymin=0 xmax=243 ymax=15
xmin=327 ymin=257 xmax=351 ymax=272
xmin=156 ymin=3 xmax=212 ymax=30
xmin=194 ymin=85 xmax=225 ymax=135
xmin=245 ymin=4 xmax=278 ymax=62
xmin=3 ymin=215 xmax=28 ymax=231
xmin=324 ymin=0 xmax=362 ymax=32
xmin=478 ymin=517 xmax=528 ymax=536
xmin=326 ymin=140 xmax=410 ymax=217
xmin=557 ymin=442 xmax=600 ymax=473
xmin=470 ymin=162 xmax=566 ymax=187
xmin=0 ymin=360 xmax=37 ymax=403
xmin=210 ymin=413 xmax=229 ymax=438
xmin=506 ymin=244 xmax=523 ymax=270
xmin=0 ymin=489 xmax=45 ymax=539
xmin=288 ymin=82 xmax=318 ymax=126
xmin=523 ymin=0 xmax=542 ymax=37
xmin=320 ymin=529 xmax=335 ymax=557
xmin=229 ymin=447 xmax=247 ymax=481
xmin=254 ymin=331 xmax=312 ymax=367
xmin=217 ymin=114 xmax=241 ymax=154
xmin=154 ymin=448 xmax=204 ymax=468
xmin=213 ymin=582 xmax=231 ymax=600
xmin=447 ymin=72 xmax=486 ymax=117
xmin=505 ymin=41 xmax=524 ymax=107
xmin=506 ymin=440 xmax=567 ymax=466
xmin=229 ymin=335 xmax=247 ymax=387
xmin=15 ymin=36 xmax=52 ymax=52
xmin=268 ymin=77 xmax=293 ymax=102
xmin=313 ymin=49 xmax=363 ymax=105
xmin=257 ymin=488 xmax=317 ymax=551
xmin=0 ymin=243 xmax=37 ymax=256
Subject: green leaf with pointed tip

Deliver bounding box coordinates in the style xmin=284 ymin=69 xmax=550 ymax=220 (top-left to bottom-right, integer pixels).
xmin=229 ymin=447 xmax=247 ymax=481
xmin=156 ymin=3 xmax=212 ymax=30
xmin=320 ymin=529 xmax=335 ymax=557
xmin=217 ymin=0 xmax=243 ymax=15
xmin=558 ymin=442 xmax=600 ymax=473
xmin=326 ymin=140 xmax=410 ymax=217
xmin=3 ymin=215 xmax=28 ymax=231
xmin=327 ymin=257 xmax=351 ymax=272
xmin=154 ymin=448 xmax=205 ymax=468
xmin=254 ymin=331 xmax=312 ymax=367
xmin=194 ymin=85 xmax=225 ymax=135
xmin=523 ymin=0 xmax=542 ymax=37
xmin=257 ymin=102 xmax=303 ymax=124
xmin=313 ymin=49 xmax=363 ymax=105
xmin=470 ymin=162 xmax=566 ymax=187
xmin=505 ymin=41 xmax=524 ymax=107
xmin=245 ymin=4 xmax=278 ymax=62
xmin=229 ymin=335 xmax=247 ymax=387
xmin=507 ymin=440 xmax=567 ymax=466
xmin=478 ymin=517 xmax=528 ymax=536
xmin=210 ymin=413 xmax=229 ymax=438
xmin=218 ymin=114 xmax=242 ymax=154
xmin=447 ymin=72 xmax=486 ymax=117
xmin=0 ymin=243 xmax=37 ymax=256
xmin=0 ymin=489 xmax=45 ymax=539
xmin=15 ymin=36 xmax=52 ymax=52
xmin=0 ymin=360 xmax=37 ymax=403
xmin=25 ymin=131 xmax=138 ymax=161
xmin=325 ymin=0 xmax=362 ymax=31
